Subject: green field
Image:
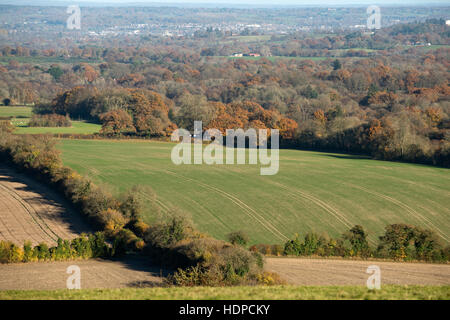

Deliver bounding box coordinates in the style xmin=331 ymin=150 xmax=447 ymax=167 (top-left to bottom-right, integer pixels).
xmin=1 ymin=285 xmax=448 ymax=300
xmin=0 ymin=106 xmax=101 ymax=134
xmin=13 ymin=120 xmax=101 ymax=135
xmin=0 ymin=56 xmax=103 ymax=65
xmin=222 ymin=56 xmax=330 ymax=62
xmin=58 ymin=139 xmax=450 ymax=246
xmin=227 ymin=35 xmax=273 ymax=42
xmin=0 ymin=106 xmax=32 ymax=118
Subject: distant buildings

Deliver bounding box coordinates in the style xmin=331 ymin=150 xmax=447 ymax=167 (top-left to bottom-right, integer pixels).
xmin=230 ymin=53 xmax=261 ymax=57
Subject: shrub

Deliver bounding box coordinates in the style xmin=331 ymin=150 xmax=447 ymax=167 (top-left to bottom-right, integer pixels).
xmin=145 ymin=216 xmax=192 ymax=248
xmin=130 ymin=219 xmax=150 ymax=238
xmin=0 ymin=120 xmax=15 ymax=133
xmin=23 ymin=241 xmax=34 ymax=262
xmin=343 ymin=225 xmax=371 ymax=257
xmin=166 ymin=265 xmax=208 ymax=286
xmin=271 ymin=244 xmax=284 ymax=256
xmin=284 ymin=235 xmax=302 ymax=255
xmin=1 ymin=233 xmax=110 ymax=264
xmin=119 ymin=187 xmax=145 ymax=220
xmin=34 ymin=242 xmax=50 ymax=261
xmin=302 ymin=233 xmax=321 ymax=255
xmin=89 ymin=232 xmax=109 ymax=257
xmin=0 ymin=241 xmax=24 ymax=263
xmin=378 ymin=224 xmax=416 ymax=260
xmin=166 ymin=244 xmax=264 ymax=286
xmin=113 ymin=228 xmax=140 ymax=255
xmin=255 ymin=271 xmax=285 ymax=286
xmin=226 ymin=231 xmax=249 ymax=247
xmin=28 ymin=114 xmax=71 ymax=127
xmin=412 ymin=227 xmax=442 ymax=261
xmin=101 ymin=208 xmax=128 ymax=235
xmin=252 ymin=244 xmax=283 ymax=256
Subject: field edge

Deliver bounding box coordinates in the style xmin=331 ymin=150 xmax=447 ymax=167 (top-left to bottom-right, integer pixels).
xmin=1 ymin=285 xmax=449 ymax=300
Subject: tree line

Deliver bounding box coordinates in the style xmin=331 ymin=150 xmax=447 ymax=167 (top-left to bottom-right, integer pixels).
xmin=249 ymin=224 xmax=449 ymax=263
xmin=0 ymin=234 xmax=109 ymax=264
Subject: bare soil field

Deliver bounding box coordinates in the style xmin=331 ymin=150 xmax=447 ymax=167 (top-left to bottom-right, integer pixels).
xmin=0 ymin=257 xmax=165 ymax=290
xmin=1 ymin=256 xmax=448 ymax=291
xmin=265 ymin=257 xmax=450 ymax=286
xmin=0 ymin=164 xmax=92 ymax=245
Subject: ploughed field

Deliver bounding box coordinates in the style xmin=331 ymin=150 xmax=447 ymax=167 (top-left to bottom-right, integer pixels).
xmin=0 ymin=257 xmax=448 ymax=291
xmin=0 ymin=164 xmax=92 ymax=246
xmin=58 ymin=139 xmax=450 ymax=246
xmin=0 ymin=256 xmax=164 ymax=290
xmin=265 ymin=257 xmax=450 ymax=286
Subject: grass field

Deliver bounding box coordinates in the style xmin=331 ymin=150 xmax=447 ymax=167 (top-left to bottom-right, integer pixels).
xmin=227 ymin=35 xmax=273 ymax=42
xmin=58 ymin=139 xmax=450 ymax=246
xmin=415 ymin=44 xmax=450 ymax=51
xmin=222 ymin=56 xmax=330 ymax=61
xmin=0 ymin=106 xmax=32 ymax=118
xmin=13 ymin=120 xmax=101 ymax=135
xmin=1 ymin=285 xmax=448 ymax=300
xmin=0 ymin=56 xmax=103 ymax=65
xmin=0 ymin=106 xmax=101 ymax=134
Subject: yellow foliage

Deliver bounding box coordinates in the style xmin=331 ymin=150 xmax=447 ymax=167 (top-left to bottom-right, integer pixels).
xmin=256 ymin=271 xmax=284 ymax=286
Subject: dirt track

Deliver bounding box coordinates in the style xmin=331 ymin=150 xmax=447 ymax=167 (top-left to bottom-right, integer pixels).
xmin=265 ymin=257 xmax=450 ymax=286
xmin=0 ymin=257 xmax=165 ymax=290
xmin=0 ymin=164 xmax=92 ymax=245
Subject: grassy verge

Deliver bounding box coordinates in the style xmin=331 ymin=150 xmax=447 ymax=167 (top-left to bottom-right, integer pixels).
xmin=0 ymin=285 xmax=448 ymax=300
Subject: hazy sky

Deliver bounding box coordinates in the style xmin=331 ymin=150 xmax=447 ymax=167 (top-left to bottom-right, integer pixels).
xmin=2 ymin=0 xmax=449 ymax=6
xmin=67 ymin=0 xmax=450 ymax=3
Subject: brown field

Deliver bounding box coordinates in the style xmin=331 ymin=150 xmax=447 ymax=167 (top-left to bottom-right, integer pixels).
xmin=265 ymin=257 xmax=450 ymax=286
xmin=0 ymin=164 xmax=92 ymax=246
xmin=0 ymin=257 xmax=165 ymax=290
xmin=1 ymin=256 xmax=449 ymax=291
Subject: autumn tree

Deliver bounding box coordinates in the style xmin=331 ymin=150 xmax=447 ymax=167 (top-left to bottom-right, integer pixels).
xmin=343 ymin=225 xmax=370 ymax=257
xmin=176 ymin=92 xmax=215 ymax=131
xmin=100 ymin=109 xmax=135 ymax=135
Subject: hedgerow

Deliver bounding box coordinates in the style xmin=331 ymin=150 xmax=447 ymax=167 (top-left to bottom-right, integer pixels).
xmin=0 ymin=233 xmax=109 ymax=264
xmin=0 ymin=125 xmax=148 ymax=258
xmin=28 ymin=114 xmax=71 ymax=127
xmin=0 ymin=125 xmax=269 ymax=285
xmin=250 ymin=224 xmax=450 ymax=263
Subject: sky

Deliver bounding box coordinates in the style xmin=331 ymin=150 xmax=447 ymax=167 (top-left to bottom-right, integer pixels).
xmin=1 ymin=0 xmax=449 ymax=6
